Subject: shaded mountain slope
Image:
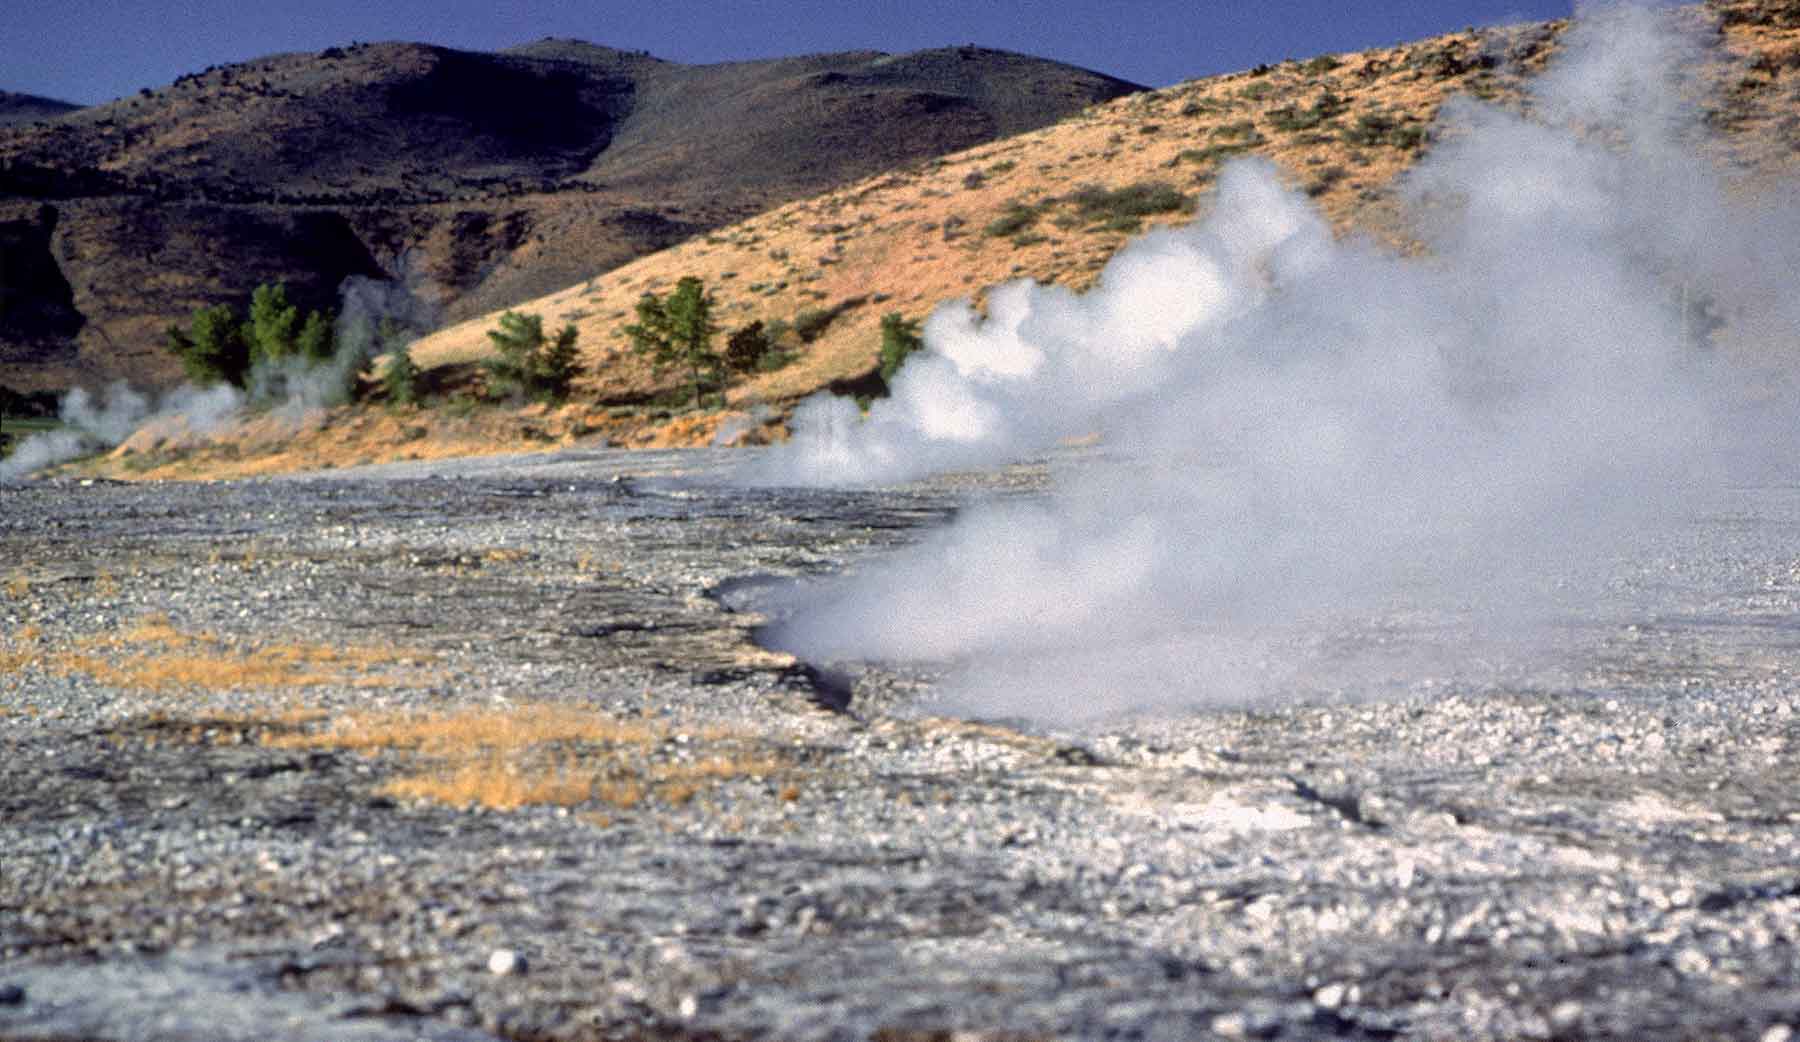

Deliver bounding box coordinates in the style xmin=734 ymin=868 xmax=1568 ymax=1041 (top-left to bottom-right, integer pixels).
xmin=0 ymin=91 xmax=81 ymax=128
xmin=0 ymin=41 xmax=1140 ymax=391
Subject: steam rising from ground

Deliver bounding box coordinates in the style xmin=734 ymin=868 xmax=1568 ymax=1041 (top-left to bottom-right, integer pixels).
xmin=1 ymin=382 xmax=242 ymax=479
xmin=753 ymin=4 xmax=1800 ymax=722
xmin=2 ymin=274 xmax=435 ymax=479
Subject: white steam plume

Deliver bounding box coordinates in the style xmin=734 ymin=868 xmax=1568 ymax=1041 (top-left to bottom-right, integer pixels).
xmin=751 ymin=4 xmax=1800 ymax=723
xmin=0 ymin=381 xmax=243 ymax=479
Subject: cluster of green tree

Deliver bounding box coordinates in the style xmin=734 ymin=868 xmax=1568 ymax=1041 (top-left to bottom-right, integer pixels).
xmin=371 ymin=309 xmax=585 ymax=409
xmin=623 ymin=276 xmax=923 ymax=410
xmin=166 ymin=282 xmax=340 ymax=390
xmin=166 ymin=275 xmax=926 ymax=418
xmin=164 ymin=282 xmax=476 ymax=410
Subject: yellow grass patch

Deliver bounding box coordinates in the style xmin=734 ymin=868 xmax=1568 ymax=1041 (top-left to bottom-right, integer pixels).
xmin=271 ymin=701 xmax=792 ymax=811
xmin=264 ymin=702 xmax=662 ymax=754
xmin=0 ymin=624 xmax=44 ymax=676
xmin=376 ymin=748 xmax=789 ymax=811
xmin=37 ymin=614 xmax=432 ymax=693
xmin=381 ymin=754 xmax=601 ymax=811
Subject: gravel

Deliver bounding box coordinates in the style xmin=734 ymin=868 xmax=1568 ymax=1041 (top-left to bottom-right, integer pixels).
xmin=2 ymin=446 xmax=1798 ymax=1041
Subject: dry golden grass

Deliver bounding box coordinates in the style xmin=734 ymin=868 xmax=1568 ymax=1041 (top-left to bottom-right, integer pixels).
xmin=263 ymin=702 xmax=663 ymax=754
xmin=415 ymin=15 xmax=1780 ymax=398
xmin=380 ymin=744 xmax=792 ymax=812
xmin=381 ymin=754 xmax=601 ymax=811
xmin=87 ymin=399 xmax=633 ymax=482
xmin=30 ymin=613 xmax=433 ymax=693
xmin=63 ymin=24 xmax=1560 ymax=482
xmin=269 ymin=701 xmax=794 ymax=811
xmin=374 ymin=752 xmax=787 ymax=811
xmin=0 ymin=624 xmax=44 ymax=676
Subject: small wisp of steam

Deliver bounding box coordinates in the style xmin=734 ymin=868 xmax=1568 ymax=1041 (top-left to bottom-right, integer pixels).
xmin=1 ymin=382 xmax=245 ymax=480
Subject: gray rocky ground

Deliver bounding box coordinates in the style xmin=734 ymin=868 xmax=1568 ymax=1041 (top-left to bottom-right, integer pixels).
xmin=2 ymin=446 xmax=1798 ymax=1041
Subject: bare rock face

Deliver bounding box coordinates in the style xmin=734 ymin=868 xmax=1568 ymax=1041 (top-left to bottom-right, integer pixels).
xmin=0 ymin=203 xmax=82 ymax=381
xmin=0 ymin=42 xmax=1142 ymax=392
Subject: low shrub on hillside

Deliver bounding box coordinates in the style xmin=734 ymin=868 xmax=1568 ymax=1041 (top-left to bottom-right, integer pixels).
xmin=1719 ymin=0 xmax=1800 ymax=27
xmin=1305 ymin=165 xmax=1349 ymax=196
xmin=1174 ymin=142 xmax=1257 ymax=167
xmin=793 ymin=307 xmax=836 ymax=343
xmin=792 ymin=297 xmax=865 ymax=344
xmin=1402 ymin=44 xmax=1494 ymax=80
xmin=1265 ymin=91 xmax=1349 ymax=133
xmin=1062 ymin=181 xmax=1193 ymax=233
xmin=985 ymin=201 xmax=1042 ymax=238
xmin=1341 ymin=112 xmax=1397 ymax=146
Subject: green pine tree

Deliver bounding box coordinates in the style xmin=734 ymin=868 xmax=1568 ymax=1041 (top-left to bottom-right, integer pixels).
xmin=166 ymin=303 xmax=251 ymax=387
xmin=624 ymin=276 xmax=721 ymax=409
xmin=295 ymin=309 xmax=335 ymax=363
xmin=537 ymin=322 xmax=582 ymax=398
xmin=383 ymin=341 xmax=420 ymax=405
xmin=485 ymin=311 xmax=582 ymax=402
xmin=878 ymin=312 xmax=924 ymax=387
xmin=245 ymin=282 xmax=302 ymax=366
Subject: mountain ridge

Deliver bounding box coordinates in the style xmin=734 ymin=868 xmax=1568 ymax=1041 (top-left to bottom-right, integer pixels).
xmin=0 ymin=39 xmax=1141 ymax=391
xmin=0 ymin=91 xmax=82 ymax=128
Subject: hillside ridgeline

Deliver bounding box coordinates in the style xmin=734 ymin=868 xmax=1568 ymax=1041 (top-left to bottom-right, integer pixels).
xmin=0 ymin=41 xmax=1140 ymax=391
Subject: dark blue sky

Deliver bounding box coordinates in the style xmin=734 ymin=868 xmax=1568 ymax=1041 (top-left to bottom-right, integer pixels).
xmin=10 ymin=0 xmax=1571 ymax=107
